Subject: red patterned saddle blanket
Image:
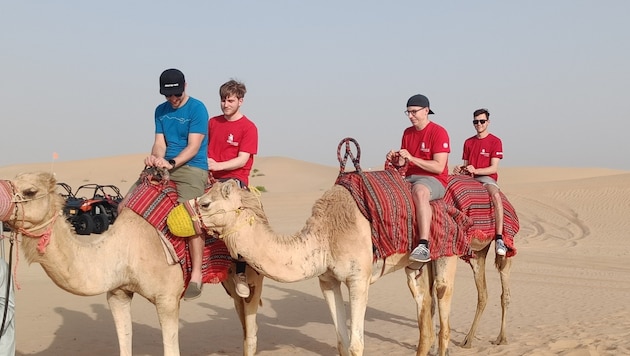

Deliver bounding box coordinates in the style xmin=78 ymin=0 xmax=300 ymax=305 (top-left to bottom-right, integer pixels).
xmin=125 ymin=170 xmax=231 ymax=286
xmin=444 ymin=175 xmax=520 ymax=258
xmin=335 ymin=169 xmax=472 ymax=261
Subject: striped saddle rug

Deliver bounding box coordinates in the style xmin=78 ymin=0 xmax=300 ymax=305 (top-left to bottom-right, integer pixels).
xmin=125 ymin=169 xmax=231 ymax=287
xmin=444 ymin=175 xmax=520 ymax=258
xmin=335 ymin=169 xmax=473 ymax=261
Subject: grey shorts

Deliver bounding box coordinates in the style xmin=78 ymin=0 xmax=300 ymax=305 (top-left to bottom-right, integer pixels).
xmin=475 ymin=175 xmax=500 ymax=188
xmin=404 ymin=175 xmax=446 ymax=201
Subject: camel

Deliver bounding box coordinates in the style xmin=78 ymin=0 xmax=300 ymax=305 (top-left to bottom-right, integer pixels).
xmin=187 ymin=179 xmax=461 ymax=356
xmin=0 ymin=172 xmax=264 ymax=356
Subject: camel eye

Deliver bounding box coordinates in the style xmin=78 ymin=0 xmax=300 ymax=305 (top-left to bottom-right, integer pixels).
xmin=23 ymin=188 xmax=38 ymax=198
xmin=199 ymin=202 xmax=209 ymax=209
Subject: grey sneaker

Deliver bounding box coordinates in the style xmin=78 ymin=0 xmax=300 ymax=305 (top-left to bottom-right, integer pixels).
xmin=495 ymin=239 xmax=507 ymax=256
xmin=183 ymin=281 xmax=202 ymax=300
xmin=409 ymin=244 xmax=431 ymax=263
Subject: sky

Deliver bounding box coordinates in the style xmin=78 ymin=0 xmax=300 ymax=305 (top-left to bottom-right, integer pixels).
xmin=1 ymin=1 xmax=629 ymax=170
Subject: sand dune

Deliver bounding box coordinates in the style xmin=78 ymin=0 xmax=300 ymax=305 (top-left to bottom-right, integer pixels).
xmin=1 ymin=155 xmax=629 ymax=355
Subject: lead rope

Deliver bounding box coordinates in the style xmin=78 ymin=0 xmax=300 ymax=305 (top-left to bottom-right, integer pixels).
xmin=0 ymin=236 xmax=14 ymax=342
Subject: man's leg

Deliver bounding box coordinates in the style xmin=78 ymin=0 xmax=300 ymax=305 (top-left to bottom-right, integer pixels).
xmin=184 ymin=234 xmax=204 ymax=299
xmin=486 ymin=184 xmax=506 ymax=256
xmin=173 ymin=166 xmax=208 ymax=300
xmin=409 ymin=183 xmax=432 ymax=263
xmin=233 ymin=260 xmax=250 ymax=298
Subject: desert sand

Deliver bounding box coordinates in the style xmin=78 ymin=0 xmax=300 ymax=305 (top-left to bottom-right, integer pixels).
xmin=1 ymin=155 xmax=629 ymax=356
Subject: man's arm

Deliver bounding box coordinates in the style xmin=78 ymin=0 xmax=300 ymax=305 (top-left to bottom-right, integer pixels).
xmin=403 ymin=151 xmax=448 ymax=174
xmin=468 ymin=157 xmax=500 ymax=176
xmin=209 ymin=151 xmax=251 ymax=172
xmin=169 ymin=133 xmax=205 ymax=168
xmin=145 ymin=134 xmax=168 ymax=167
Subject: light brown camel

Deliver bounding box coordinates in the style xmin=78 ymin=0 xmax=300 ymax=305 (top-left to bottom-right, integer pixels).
xmin=189 ymin=179 xmax=464 ymax=356
xmin=0 ymin=172 xmax=264 ymax=356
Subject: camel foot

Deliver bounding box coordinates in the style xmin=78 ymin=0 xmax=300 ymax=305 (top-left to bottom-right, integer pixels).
xmin=460 ymin=336 xmax=474 ymax=349
xmin=491 ymin=336 xmax=508 ymax=345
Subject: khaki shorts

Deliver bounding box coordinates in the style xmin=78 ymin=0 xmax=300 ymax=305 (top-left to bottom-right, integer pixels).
xmin=127 ymin=165 xmax=207 ymax=203
xmin=404 ymin=175 xmax=446 ymax=201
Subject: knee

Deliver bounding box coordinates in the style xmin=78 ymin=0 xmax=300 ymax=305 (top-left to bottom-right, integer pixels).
xmin=491 ymin=191 xmax=502 ymax=205
xmin=412 ymin=186 xmax=431 ymax=202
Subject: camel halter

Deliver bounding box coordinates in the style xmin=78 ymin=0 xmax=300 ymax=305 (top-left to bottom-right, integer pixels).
xmin=189 ymin=197 xmax=254 ymax=239
xmin=2 ymin=180 xmax=60 ymax=254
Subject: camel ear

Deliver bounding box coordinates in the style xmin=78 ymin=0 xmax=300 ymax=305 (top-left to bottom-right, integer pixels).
xmin=220 ymin=181 xmax=233 ymax=198
xmin=44 ymin=173 xmax=57 ymax=192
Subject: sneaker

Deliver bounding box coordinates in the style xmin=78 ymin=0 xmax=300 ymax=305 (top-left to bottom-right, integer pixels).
xmin=495 ymin=239 xmax=507 ymax=256
xmin=233 ymin=272 xmax=250 ymax=298
xmin=183 ymin=281 xmax=202 ymax=300
xmin=409 ymin=244 xmax=431 ymax=263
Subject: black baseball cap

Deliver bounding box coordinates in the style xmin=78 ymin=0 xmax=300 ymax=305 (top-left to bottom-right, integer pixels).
xmin=159 ymin=69 xmax=185 ymax=96
xmin=406 ymin=94 xmax=435 ymax=114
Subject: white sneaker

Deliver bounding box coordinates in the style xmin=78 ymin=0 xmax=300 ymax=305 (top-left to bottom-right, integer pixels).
xmin=233 ymin=272 xmax=250 ymax=298
xmin=409 ymin=244 xmax=431 ymax=263
xmin=495 ymin=239 xmax=507 ymax=256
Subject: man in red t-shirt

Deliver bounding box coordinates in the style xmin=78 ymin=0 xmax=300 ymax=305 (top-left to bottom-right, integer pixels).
xmin=184 ymin=79 xmax=258 ymax=300
xmin=453 ymin=108 xmax=507 ymax=256
xmin=387 ymin=94 xmax=450 ymax=263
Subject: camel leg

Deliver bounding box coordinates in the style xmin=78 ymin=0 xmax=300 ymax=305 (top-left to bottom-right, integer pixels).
xmin=153 ymin=293 xmax=182 ymax=356
xmin=462 ymin=245 xmax=490 ymax=348
xmin=346 ymin=277 xmax=371 ymax=356
xmin=492 ymin=255 xmax=512 ymax=345
xmin=107 ymin=289 xmax=134 ymax=356
xmin=319 ymin=276 xmax=350 ymax=356
xmin=406 ymin=265 xmax=435 ymax=356
xmin=434 ymin=256 xmax=457 ymax=356
xmin=223 ymin=267 xmax=263 ymax=356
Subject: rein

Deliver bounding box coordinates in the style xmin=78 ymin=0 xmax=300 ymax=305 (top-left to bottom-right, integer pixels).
xmin=18 ymin=212 xmax=61 ymax=253
xmin=10 ymin=193 xmax=48 ymax=204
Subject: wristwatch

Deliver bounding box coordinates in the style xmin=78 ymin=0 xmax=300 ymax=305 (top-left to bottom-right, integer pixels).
xmin=168 ymin=159 xmax=176 ymax=168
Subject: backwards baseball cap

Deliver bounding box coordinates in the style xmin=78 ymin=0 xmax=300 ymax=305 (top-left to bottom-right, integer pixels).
xmin=406 ymin=94 xmax=435 ymax=114
xmin=159 ymin=68 xmax=185 ymax=96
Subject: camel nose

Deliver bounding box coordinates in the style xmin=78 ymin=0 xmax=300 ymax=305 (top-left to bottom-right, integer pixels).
xmin=0 ymin=181 xmax=14 ymax=221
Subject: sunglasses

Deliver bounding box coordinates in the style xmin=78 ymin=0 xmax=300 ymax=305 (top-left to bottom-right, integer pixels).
xmin=473 ymin=119 xmax=487 ymax=125
xmin=165 ymin=93 xmax=183 ymax=98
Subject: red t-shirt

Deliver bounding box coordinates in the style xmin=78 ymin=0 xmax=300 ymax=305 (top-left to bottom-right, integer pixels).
xmin=462 ymin=133 xmax=503 ymax=181
xmin=207 ymin=115 xmax=258 ymax=185
xmin=401 ymin=121 xmax=450 ymax=187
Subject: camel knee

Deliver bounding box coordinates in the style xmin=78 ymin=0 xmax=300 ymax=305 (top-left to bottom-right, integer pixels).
xmin=435 ymin=281 xmax=451 ymax=299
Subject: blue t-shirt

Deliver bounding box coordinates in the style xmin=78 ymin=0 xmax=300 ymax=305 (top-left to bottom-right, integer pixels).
xmin=154 ymin=97 xmax=209 ymax=170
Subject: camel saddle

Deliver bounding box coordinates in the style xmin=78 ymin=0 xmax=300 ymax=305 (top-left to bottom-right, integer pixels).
xmin=124 ymin=168 xmax=231 ymax=288
xmin=335 ymin=137 xmax=519 ymax=262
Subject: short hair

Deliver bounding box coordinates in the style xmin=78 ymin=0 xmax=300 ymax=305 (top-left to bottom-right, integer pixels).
xmin=219 ymin=79 xmax=247 ymax=100
xmin=473 ymin=108 xmax=490 ymax=119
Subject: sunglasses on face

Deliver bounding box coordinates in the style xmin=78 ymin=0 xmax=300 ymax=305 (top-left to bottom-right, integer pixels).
xmin=165 ymin=93 xmax=183 ymax=98
xmin=473 ymin=120 xmax=487 ymax=125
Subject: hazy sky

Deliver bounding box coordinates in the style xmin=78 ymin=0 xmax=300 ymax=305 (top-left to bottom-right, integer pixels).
xmin=2 ymin=1 xmax=628 ymax=170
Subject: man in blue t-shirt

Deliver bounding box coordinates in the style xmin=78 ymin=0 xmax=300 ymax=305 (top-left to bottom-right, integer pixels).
xmin=123 ymin=68 xmax=209 ymax=300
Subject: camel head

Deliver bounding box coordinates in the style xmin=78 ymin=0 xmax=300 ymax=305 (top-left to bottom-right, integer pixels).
xmin=183 ymin=180 xmax=267 ymax=236
xmin=0 ymin=172 xmax=64 ymax=232
xmin=192 ymin=180 xmax=247 ymax=234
